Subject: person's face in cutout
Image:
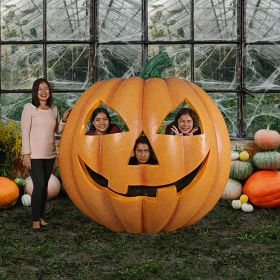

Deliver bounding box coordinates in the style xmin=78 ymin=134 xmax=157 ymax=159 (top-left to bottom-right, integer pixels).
xmin=38 ymin=82 xmax=50 ymax=103
xmin=135 ymin=143 xmax=150 ymax=164
xmin=92 ymin=112 xmax=109 ymax=135
xmin=177 ymin=114 xmax=194 ymax=135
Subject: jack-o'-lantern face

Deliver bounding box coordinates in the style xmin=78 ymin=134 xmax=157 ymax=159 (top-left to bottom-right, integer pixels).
xmin=59 ymin=77 xmax=231 ymax=233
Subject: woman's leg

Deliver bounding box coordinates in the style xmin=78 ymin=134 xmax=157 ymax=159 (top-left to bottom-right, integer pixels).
xmin=40 ymin=158 xmax=55 ymax=221
xmin=30 ymin=159 xmax=45 ymax=226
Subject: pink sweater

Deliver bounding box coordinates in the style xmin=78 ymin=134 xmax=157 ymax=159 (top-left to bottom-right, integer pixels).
xmin=21 ymin=103 xmax=65 ymax=159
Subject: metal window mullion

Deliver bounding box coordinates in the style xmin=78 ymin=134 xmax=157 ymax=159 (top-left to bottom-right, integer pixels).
xmin=43 ymin=0 xmax=47 ymax=79
xmin=237 ymin=0 xmax=246 ymax=138
xmin=190 ymin=0 xmax=194 ymax=82
xmin=0 ymin=43 xmax=1 ymax=94
xmin=91 ymin=0 xmax=99 ymax=82
xmin=142 ymin=0 xmax=148 ymax=67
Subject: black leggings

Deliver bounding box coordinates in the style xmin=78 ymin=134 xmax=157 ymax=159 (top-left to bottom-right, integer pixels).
xmin=30 ymin=158 xmax=55 ymax=221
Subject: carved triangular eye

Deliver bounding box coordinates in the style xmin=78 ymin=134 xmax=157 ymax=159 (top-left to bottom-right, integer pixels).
xmin=85 ymin=103 xmax=128 ymax=135
xmin=128 ymin=132 xmax=158 ymax=165
xmin=157 ymin=102 xmax=201 ymax=135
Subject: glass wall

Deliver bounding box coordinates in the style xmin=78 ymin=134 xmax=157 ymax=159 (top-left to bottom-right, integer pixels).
xmin=0 ymin=0 xmax=279 ymax=138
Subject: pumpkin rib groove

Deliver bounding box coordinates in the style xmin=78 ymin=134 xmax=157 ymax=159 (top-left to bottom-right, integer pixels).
xmin=161 ymin=196 xmax=181 ymax=232
xmin=109 ymin=197 xmax=138 ymax=232
xmin=77 ymin=156 xmax=124 ymax=228
xmin=59 ymin=80 xmax=107 ymax=220
xmin=184 ymin=82 xmax=230 ymax=225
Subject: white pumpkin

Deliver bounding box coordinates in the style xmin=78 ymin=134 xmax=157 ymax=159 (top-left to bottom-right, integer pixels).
xmin=21 ymin=194 xmax=31 ymax=207
xmin=231 ymin=200 xmax=242 ymax=210
xmin=24 ymin=174 xmax=61 ymax=200
xmin=241 ymin=203 xmax=254 ymax=213
xmin=221 ymin=178 xmax=243 ymax=200
xmin=231 ymin=151 xmax=240 ymax=161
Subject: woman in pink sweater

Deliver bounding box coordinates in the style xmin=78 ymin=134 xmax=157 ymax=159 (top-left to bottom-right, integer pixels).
xmin=21 ymin=78 xmax=71 ymax=231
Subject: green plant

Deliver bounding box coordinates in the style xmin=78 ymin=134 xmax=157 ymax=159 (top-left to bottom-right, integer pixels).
xmin=0 ymin=119 xmax=22 ymax=177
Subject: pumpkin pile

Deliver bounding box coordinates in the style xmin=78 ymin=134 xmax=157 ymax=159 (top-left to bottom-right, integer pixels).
xmin=223 ymin=126 xmax=280 ymax=210
xmin=243 ymin=126 xmax=280 ymax=208
xmin=222 ymin=150 xmax=255 ymax=212
xmin=252 ymin=126 xmax=280 ymax=170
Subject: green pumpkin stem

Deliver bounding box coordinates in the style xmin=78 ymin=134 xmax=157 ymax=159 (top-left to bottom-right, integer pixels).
xmin=140 ymin=52 xmax=172 ymax=79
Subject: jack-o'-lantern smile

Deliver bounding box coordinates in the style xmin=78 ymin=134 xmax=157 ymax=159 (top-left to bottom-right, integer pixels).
xmin=80 ymin=152 xmax=209 ymax=197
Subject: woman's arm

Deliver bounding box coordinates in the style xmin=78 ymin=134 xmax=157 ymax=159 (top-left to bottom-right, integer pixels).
xmin=21 ymin=104 xmax=32 ymax=169
xmin=56 ymin=107 xmax=72 ymax=134
xmin=21 ymin=104 xmax=32 ymax=155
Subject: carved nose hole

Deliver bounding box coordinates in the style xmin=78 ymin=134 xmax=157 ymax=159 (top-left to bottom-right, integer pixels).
xmin=128 ymin=132 xmax=158 ymax=165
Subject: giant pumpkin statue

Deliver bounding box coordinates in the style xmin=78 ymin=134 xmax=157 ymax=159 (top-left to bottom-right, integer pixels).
xmin=59 ymin=53 xmax=231 ymax=233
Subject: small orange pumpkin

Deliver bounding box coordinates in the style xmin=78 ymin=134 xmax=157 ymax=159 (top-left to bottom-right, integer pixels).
xmin=0 ymin=177 xmax=19 ymax=208
xmin=254 ymin=126 xmax=280 ymax=150
xmin=243 ymin=170 xmax=280 ymax=208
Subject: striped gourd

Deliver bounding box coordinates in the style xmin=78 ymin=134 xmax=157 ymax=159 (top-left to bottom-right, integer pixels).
xmin=253 ymin=151 xmax=280 ymax=170
xmin=230 ymin=160 xmax=254 ymax=180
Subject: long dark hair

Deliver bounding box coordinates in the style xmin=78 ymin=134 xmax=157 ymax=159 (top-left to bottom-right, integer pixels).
xmin=89 ymin=107 xmax=113 ymax=133
xmin=165 ymin=108 xmax=200 ymax=135
xmin=32 ymin=78 xmax=53 ymax=108
xmin=133 ymin=136 xmax=152 ymax=154
xmin=133 ymin=135 xmax=157 ymax=163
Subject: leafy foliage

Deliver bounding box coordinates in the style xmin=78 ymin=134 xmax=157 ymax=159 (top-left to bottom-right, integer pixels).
xmin=0 ymin=119 xmax=22 ymax=177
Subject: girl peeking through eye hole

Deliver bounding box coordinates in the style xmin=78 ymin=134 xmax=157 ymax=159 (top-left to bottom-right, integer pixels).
xmin=165 ymin=108 xmax=201 ymax=136
xmin=86 ymin=107 xmax=121 ymax=135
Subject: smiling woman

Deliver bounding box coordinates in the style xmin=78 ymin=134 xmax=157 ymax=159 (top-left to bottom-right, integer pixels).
xmin=165 ymin=107 xmax=201 ymax=136
xmin=21 ymin=78 xmax=71 ymax=231
xmin=85 ymin=107 xmax=121 ymax=135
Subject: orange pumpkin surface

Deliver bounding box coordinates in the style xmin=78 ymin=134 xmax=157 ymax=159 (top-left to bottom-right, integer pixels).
xmin=0 ymin=177 xmax=19 ymax=208
xmin=59 ymin=77 xmax=231 ymax=233
xmin=254 ymin=128 xmax=280 ymax=150
xmin=243 ymin=170 xmax=280 ymax=208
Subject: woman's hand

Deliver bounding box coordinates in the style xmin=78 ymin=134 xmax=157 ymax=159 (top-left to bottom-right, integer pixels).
xmin=22 ymin=154 xmax=31 ymax=169
xmin=171 ymin=126 xmax=198 ymax=136
xmin=62 ymin=108 xmax=72 ymax=122
xmin=170 ymin=125 xmax=183 ymax=135
xmin=186 ymin=127 xmax=199 ymax=136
